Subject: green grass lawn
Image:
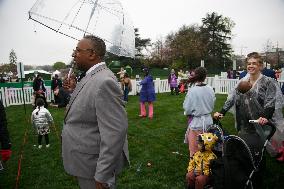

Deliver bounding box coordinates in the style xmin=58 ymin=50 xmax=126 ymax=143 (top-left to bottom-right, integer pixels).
xmin=1 ymin=93 xmax=284 ymax=189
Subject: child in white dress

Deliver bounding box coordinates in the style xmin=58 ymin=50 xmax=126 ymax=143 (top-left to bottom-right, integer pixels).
xmin=31 ymin=98 xmax=54 ymax=148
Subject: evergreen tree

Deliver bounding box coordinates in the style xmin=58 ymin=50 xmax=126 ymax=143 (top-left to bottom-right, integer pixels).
xmin=135 ymin=28 xmax=151 ymax=57
xmin=9 ymin=49 xmax=17 ymax=64
xmin=201 ymin=12 xmax=235 ymax=71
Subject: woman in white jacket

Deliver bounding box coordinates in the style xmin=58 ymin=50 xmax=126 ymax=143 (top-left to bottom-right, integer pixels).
xmin=31 ymin=98 xmax=54 ymax=149
xmin=183 ymin=67 xmax=216 ymax=158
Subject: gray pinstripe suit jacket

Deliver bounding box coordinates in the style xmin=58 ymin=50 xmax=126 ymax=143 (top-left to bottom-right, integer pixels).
xmin=62 ymin=64 xmax=129 ymax=183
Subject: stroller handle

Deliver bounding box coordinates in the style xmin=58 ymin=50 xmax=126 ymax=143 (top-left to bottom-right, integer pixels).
xmin=215 ymin=118 xmax=276 ymax=141
xmin=265 ymin=121 xmax=276 ymax=141
xmin=249 ymin=120 xmax=276 ymax=140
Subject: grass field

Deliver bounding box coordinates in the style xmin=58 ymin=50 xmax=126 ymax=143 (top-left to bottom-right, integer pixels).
xmin=1 ymin=93 xmax=284 ymax=189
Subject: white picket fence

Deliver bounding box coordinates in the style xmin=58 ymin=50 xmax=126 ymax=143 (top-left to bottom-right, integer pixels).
xmin=1 ymin=78 xmax=284 ymax=107
xmin=0 ymin=87 xmax=53 ymax=107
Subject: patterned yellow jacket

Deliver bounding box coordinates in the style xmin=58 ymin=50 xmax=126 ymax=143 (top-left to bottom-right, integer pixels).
xmin=187 ymin=150 xmax=217 ymax=176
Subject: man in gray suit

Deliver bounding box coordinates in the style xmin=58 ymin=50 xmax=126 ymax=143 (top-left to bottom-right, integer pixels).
xmin=62 ymin=35 xmax=129 ymax=189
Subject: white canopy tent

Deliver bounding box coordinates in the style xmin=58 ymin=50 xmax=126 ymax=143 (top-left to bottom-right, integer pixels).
xmin=24 ymin=70 xmax=52 ymax=75
xmin=52 ymin=70 xmax=61 ymax=77
xmin=21 ymin=70 xmax=52 ymax=81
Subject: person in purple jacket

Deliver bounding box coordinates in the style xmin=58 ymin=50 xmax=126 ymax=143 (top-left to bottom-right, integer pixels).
xmin=139 ymin=67 xmax=156 ymax=119
xmin=168 ymin=69 xmax=179 ymax=95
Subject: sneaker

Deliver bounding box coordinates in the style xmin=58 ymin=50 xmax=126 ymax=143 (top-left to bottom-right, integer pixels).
xmin=46 ymin=144 xmax=50 ymax=148
xmin=38 ymin=145 xmax=42 ymax=149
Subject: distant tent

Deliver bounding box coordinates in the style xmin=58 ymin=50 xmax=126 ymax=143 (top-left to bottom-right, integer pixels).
xmin=22 ymin=70 xmax=52 ymax=81
xmin=52 ymin=70 xmax=61 ymax=77
xmin=125 ymin=65 xmax=133 ymax=77
xmin=108 ymin=61 xmax=122 ymax=78
xmin=108 ymin=61 xmax=133 ymax=78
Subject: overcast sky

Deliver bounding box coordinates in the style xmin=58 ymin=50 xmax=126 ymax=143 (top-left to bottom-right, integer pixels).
xmin=0 ymin=0 xmax=284 ymax=66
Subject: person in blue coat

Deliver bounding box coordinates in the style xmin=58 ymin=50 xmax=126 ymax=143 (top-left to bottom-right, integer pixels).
xmin=281 ymin=84 xmax=284 ymax=95
xmin=139 ymin=67 xmax=156 ymax=119
xmin=239 ymin=70 xmax=247 ymax=79
xmin=262 ymin=67 xmax=277 ymax=80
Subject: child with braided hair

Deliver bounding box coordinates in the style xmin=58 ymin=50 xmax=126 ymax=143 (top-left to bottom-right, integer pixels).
xmin=31 ymin=98 xmax=54 ymax=149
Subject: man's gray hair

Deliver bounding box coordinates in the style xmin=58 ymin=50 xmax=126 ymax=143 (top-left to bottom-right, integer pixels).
xmin=84 ymin=35 xmax=106 ymax=58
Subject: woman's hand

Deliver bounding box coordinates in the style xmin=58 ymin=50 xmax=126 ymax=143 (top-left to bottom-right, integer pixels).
xmin=213 ymin=112 xmax=223 ymax=119
xmin=257 ymin=117 xmax=268 ymax=125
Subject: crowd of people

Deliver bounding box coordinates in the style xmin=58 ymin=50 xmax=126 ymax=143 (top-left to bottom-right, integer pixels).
xmin=1 ymin=36 xmax=284 ymax=189
xmin=183 ymin=52 xmax=284 ymax=188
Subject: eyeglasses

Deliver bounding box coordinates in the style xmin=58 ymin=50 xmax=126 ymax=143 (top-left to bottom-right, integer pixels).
xmin=73 ymin=47 xmax=94 ymax=53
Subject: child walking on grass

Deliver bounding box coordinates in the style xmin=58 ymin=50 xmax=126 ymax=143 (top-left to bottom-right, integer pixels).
xmin=31 ymin=98 xmax=54 ymax=149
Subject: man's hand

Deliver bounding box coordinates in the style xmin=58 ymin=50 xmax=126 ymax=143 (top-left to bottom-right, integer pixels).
xmin=63 ymin=77 xmax=76 ymax=92
xmin=213 ymin=112 xmax=223 ymax=119
xmin=95 ymin=180 xmax=110 ymax=189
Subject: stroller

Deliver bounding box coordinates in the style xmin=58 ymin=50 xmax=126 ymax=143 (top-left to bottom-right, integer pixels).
xmin=210 ymin=120 xmax=276 ymax=189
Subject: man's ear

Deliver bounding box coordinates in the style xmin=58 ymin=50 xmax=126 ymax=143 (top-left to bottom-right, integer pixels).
xmin=89 ymin=52 xmax=97 ymax=60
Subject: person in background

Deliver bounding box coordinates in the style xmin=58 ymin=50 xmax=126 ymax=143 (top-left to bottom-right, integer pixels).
xmin=183 ymin=67 xmax=216 ymax=158
xmin=275 ymin=68 xmax=281 ymax=80
xmin=62 ymin=35 xmax=129 ymax=189
xmin=239 ymin=69 xmax=247 ymax=79
xmin=0 ymin=100 xmax=12 ymax=165
xmin=33 ymin=74 xmax=48 ymax=108
xmin=0 ymin=76 xmax=5 ymax=83
xmin=33 ymin=75 xmax=46 ymax=94
xmin=185 ymin=71 xmax=191 ymax=79
xmin=51 ymin=74 xmax=62 ymax=103
xmin=168 ymin=69 xmax=179 ymax=95
xmin=178 ymin=69 xmax=185 ymax=79
xmin=227 ymin=68 xmax=233 ymax=79
xmin=262 ymin=66 xmax=277 ymax=80
xmin=178 ymin=80 xmax=186 ymax=93
xmin=50 ymin=87 xmax=71 ymax=108
xmin=121 ymin=73 xmax=132 ymax=102
xmin=31 ymin=98 xmax=53 ymax=149
xmin=117 ymin=67 xmax=126 ymax=81
xmin=139 ymin=67 xmax=156 ymax=119
xmin=281 ymin=84 xmax=284 ymax=95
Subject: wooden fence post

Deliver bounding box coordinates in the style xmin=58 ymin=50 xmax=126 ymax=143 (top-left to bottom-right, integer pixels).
xmin=214 ymin=75 xmax=220 ymax=93
xmin=0 ymin=87 xmax=6 ymax=107
xmin=131 ymin=79 xmax=137 ymax=95
xmin=2 ymin=87 xmax=9 ymax=107
xmin=155 ymin=78 xmax=160 ymax=93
